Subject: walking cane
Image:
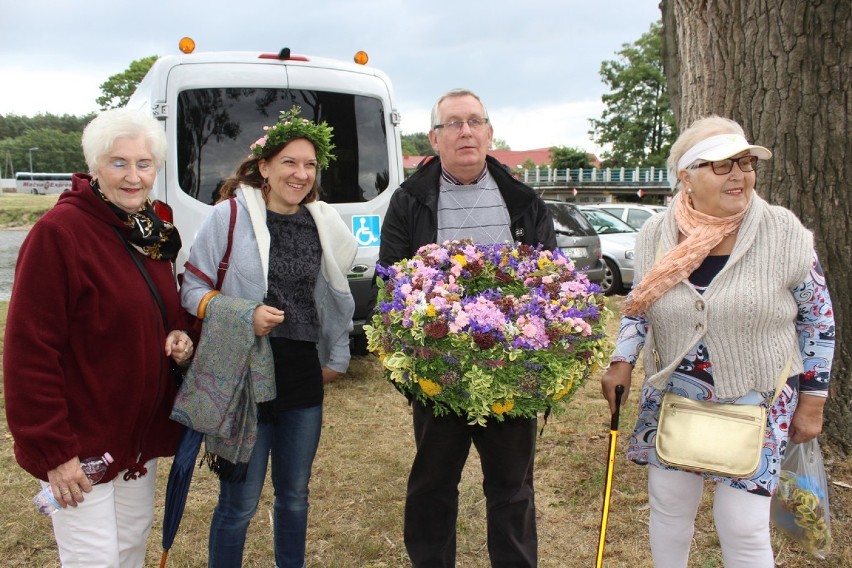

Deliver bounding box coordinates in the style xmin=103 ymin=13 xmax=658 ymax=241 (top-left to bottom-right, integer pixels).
xmin=596 ymin=384 xmax=624 ymax=568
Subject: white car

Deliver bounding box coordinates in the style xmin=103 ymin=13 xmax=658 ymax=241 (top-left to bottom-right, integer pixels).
xmin=590 ymin=203 xmax=666 ymax=230
xmin=576 ymin=206 xmax=637 ymax=295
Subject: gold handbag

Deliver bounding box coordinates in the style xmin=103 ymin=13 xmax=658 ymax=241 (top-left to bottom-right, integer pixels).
xmin=656 ymin=392 xmax=766 ymax=477
xmin=651 ymin=341 xmax=791 ymax=478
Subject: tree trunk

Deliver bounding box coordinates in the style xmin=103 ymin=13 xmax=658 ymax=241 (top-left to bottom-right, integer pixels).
xmin=661 ymin=0 xmax=851 ymax=454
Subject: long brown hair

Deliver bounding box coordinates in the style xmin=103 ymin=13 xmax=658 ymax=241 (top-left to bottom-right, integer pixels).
xmin=216 ymin=138 xmax=321 ymax=204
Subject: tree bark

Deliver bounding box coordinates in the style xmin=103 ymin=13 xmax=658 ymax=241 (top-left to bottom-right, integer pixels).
xmin=661 ymin=0 xmax=851 ymax=453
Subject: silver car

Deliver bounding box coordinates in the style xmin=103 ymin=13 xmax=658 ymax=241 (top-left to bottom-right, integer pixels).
xmin=590 ymin=203 xmax=666 ymax=230
xmin=576 ymin=206 xmax=637 ymax=295
xmin=544 ymin=201 xmax=606 ymax=285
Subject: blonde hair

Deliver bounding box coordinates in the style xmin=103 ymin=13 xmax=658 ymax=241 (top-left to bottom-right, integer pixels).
xmin=667 ymin=116 xmax=745 ymax=192
xmin=82 ymin=108 xmax=166 ymax=173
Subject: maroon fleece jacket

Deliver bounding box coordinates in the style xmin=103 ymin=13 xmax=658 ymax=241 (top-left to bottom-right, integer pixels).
xmin=3 ymin=174 xmax=184 ymax=482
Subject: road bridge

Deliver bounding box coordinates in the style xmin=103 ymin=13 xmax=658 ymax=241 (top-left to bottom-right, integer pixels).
xmin=520 ymin=166 xmax=672 ymax=201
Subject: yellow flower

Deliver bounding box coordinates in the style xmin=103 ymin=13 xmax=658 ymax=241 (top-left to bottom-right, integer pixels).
xmin=452 ymin=254 xmax=467 ymax=267
xmin=418 ymin=378 xmax=443 ymax=397
xmin=553 ymin=382 xmax=573 ymax=400
xmin=426 ymin=304 xmax=437 ymax=317
xmin=538 ymin=257 xmax=552 ymax=270
xmin=491 ymin=399 xmax=515 ymax=414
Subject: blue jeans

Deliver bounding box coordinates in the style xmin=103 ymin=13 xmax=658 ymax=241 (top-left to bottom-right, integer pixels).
xmin=208 ymin=405 xmax=323 ymax=568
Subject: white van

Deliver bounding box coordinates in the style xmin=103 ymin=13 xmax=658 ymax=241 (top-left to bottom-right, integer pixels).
xmin=127 ymin=44 xmax=404 ymax=350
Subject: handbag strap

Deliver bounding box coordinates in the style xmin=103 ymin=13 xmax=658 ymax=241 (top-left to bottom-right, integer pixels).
xmin=114 ymin=226 xmax=168 ymax=331
xmin=182 ymin=197 xmax=236 ymax=291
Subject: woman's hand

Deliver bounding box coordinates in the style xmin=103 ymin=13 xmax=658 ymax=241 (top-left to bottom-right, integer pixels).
xmin=253 ymin=304 xmax=285 ymax=336
xmin=46 ymin=457 xmax=92 ymax=508
xmin=165 ymin=330 xmax=194 ymax=367
xmin=789 ymin=393 xmax=826 ymax=444
xmin=601 ymin=361 xmax=633 ymax=414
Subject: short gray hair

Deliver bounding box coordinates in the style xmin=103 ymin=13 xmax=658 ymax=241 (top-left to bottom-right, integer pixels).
xmin=430 ymin=89 xmax=489 ymax=130
xmin=82 ymin=108 xmax=167 ymax=173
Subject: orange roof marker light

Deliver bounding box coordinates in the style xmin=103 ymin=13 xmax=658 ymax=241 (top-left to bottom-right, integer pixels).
xmin=354 ymin=51 xmax=369 ymax=65
xmin=179 ymin=37 xmax=196 ymax=54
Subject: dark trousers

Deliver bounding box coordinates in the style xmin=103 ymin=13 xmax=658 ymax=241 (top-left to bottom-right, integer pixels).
xmin=404 ymin=401 xmax=538 ymax=567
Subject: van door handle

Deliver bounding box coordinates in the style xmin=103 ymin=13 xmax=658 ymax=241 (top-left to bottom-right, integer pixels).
xmin=350 ymin=264 xmax=370 ymax=273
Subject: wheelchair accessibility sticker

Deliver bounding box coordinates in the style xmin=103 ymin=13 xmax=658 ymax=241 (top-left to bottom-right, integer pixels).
xmin=352 ymin=215 xmax=381 ymax=247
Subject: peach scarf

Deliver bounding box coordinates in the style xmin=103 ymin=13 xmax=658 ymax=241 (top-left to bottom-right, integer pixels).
xmin=621 ymin=191 xmax=750 ymax=316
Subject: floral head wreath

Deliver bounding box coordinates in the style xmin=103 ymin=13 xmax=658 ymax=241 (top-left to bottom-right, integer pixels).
xmin=249 ymin=106 xmax=336 ymax=169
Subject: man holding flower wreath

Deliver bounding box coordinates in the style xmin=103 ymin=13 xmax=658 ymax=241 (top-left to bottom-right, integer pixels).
xmin=379 ymin=88 xmax=557 ymax=567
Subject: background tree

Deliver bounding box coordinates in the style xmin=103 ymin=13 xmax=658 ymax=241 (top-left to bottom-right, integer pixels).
xmin=550 ymin=146 xmax=594 ymax=170
xmin=491 ymin=138 xmax=511 ymax=150
xmin=590 ymin=21 xmax=676 ymax=167
xmin=400 ymin=132 xmax=433 ymax=156
xmin=0 ymin=113 xmax=91 ymax=175
xmin=661 ymin=0 xmax=850 ymax=453
xmin=96 ymin=55 xmax=158 ymax=110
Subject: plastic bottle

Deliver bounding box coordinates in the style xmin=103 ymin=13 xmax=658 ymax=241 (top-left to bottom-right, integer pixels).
xmin=32 ymin=452 xmax=114 ymax=516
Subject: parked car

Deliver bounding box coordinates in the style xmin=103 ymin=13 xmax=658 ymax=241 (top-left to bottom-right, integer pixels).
xmin=590 ymin=203 xmax=666 ymax=230
xmin=576 ymin=206 xmax=637 ymax=295
xmin=543 ymin=201 xmax=605 ymax=285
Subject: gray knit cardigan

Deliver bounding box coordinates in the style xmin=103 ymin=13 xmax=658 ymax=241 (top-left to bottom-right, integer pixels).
xmin=181 ymin=185 xmax=357 ymax=373
xmin=637 ymin=193 xmax=813 ymax=398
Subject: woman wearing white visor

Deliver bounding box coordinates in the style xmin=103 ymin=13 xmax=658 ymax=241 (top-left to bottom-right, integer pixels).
xmin=600 ymin=116 xmax=834 ymax=567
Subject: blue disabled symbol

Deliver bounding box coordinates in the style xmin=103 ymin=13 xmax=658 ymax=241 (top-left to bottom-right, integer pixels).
xmin=352 ymin=215 xmax=381 ymax=247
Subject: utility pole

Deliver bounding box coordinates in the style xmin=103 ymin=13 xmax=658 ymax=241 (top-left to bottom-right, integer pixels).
xmin=3 ymin=150 xmax=13 ymax=178
xmin=28 ymin=147 xmax=39 ymax=177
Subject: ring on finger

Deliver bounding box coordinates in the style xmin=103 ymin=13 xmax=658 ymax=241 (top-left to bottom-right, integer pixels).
xmin=60 ymin=489 xmax=70 ymax=495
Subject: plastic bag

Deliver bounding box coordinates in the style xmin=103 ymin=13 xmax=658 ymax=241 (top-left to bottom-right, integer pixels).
xmin=770 ymin=438 xmax=832 ymax=558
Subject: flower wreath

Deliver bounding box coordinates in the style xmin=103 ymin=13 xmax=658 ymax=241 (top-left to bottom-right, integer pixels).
xmin=365 ymin=240 xmax=612 ymax=425
xmin=249 ymin=105 xmax=336 ymax=169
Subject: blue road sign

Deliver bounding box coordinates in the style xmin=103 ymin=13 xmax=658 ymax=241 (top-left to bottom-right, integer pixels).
xmin=352 ymin=215 xmax=381 ymax=247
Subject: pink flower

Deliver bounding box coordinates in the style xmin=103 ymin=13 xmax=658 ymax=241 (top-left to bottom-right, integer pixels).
xmin=250 ymin=135 xmax=269 ymax=151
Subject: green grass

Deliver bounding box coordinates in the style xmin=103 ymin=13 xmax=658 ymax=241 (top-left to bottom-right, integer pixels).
xmin=0 ymin=194 xmax=59 ymax=228
xmin=0 ymin=292 xmax=849 ymax=566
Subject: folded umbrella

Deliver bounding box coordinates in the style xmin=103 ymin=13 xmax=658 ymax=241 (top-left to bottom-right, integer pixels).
xmin=596 ymin=384 xmax=624 ymax=568
xmin=159 ymin=427 xmax=204 ymax=568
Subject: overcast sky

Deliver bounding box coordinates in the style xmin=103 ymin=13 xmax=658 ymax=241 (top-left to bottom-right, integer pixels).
xmin=0 ymin=0 xmax=661 ymax=153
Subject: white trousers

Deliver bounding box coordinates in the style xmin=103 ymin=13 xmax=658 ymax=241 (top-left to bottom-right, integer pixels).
xmin=647 ymin=466 xmax=773 ymax=568
xmin=44 ymin=458 xmax=158 ymax=568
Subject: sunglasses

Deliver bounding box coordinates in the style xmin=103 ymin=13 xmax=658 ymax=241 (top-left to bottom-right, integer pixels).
xmin=694 ymin=155 xmax=759 ymax=175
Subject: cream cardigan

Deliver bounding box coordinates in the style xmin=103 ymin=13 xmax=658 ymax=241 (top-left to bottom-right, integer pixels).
xmin=637 ymin=193 xmax=813 ymax=398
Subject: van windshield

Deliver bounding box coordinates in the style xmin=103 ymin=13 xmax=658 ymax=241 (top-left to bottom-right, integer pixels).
xmin=176 ymin=88 xmax=390 ymax=205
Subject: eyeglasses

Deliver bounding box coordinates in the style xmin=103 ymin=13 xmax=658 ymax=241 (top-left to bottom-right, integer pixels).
xmin=694 ymin=155 xmax=759 ymax=175
xmin=433 ymin=117 xmax=490 ymax=132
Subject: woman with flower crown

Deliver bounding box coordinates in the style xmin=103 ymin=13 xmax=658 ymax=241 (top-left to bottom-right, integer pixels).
xmin=179 ymin=106 xmax=357 ymax=567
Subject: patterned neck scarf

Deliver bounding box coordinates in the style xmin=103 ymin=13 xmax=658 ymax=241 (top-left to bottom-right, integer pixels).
xmin=92 ymin=180 xmax=182 ymax=261
xmin=621 ymin=191 xmax=750 ymax=316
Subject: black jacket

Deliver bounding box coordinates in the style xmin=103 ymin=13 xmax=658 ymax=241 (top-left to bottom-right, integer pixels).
xmin=379 ymin=155 xmax=556 ymax=268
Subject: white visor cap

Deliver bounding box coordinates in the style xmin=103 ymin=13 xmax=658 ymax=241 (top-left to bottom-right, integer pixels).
xmin=677 ymin=133 xmax=772 ymax=171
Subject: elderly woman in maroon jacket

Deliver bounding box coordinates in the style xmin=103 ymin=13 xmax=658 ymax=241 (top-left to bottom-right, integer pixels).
xmin=3 ymin=108 xmax=194 ymax=568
